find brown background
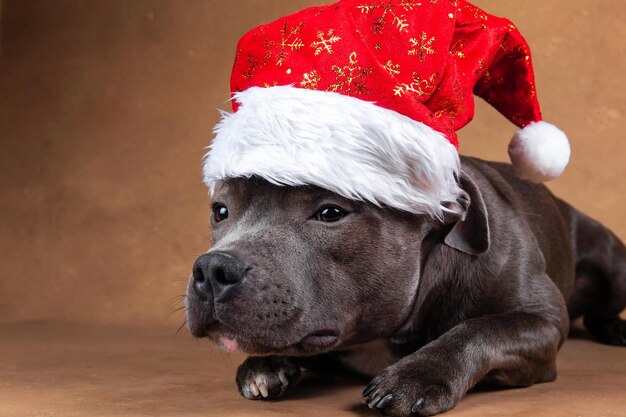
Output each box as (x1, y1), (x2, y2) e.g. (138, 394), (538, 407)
(0, 2), (625, 417)
(0, 0), (624, 327)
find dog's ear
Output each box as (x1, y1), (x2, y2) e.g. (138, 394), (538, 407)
(442, 172), (490, 255)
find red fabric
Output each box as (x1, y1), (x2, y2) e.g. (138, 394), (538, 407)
(230, 0), (543, 148)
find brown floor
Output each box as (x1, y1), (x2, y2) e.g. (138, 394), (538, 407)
(0, 321), (624, 417)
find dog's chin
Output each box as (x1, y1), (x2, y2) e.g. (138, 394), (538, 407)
(201, 323), (342, 356)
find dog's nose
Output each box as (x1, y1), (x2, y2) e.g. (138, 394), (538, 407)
(192, 251), (247, 299)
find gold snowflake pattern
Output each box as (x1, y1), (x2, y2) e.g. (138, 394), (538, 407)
(264, 21), (305, 66)
(450, 40), (465, 58)
(434, 80), (464, 120)
(434, 94), (465, 120)
(328, 52), (373, 95)
(393, 72), (439, 99)
(408, 32), (436, 62)
(356, 1), (418, 34)
(310, 30), (341, 56)
(300, 70), (321, 90)
(242, 52), (259, 80)
(434, 101), (458, 119)
(384, 60), (401, 76)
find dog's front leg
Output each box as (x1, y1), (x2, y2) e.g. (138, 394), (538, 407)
(236, 355), (301, 400)
(364, 312), (564, 416)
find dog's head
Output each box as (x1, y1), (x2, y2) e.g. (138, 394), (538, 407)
(185, 174), (489, 355)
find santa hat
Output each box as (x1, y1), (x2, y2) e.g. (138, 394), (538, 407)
(204, 0), (570, 220)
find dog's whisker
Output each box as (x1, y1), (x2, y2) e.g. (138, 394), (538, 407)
(166, 294), (187, 303)
(162, 295), (187, 310)
(164, 293), (186, 302)
(162, 299), (186, 310)
(162, 306), (187, 322)
(163, 304), (185, 315)
(162, 295), (188, 312)
(176, 320), (188, 335)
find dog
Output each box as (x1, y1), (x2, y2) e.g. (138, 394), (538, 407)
(185, 156), (626, 416)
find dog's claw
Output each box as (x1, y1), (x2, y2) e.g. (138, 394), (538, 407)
(258, 383), (269, 398)
(366, 392), (378, 408)
(278, 370), (289, 387)
(376, 393), (393, 409)
(363, 382), (375, 397)
(411, 397), (426, 415)
(249, 382), (260, 397)
(237, 356), (301, 401)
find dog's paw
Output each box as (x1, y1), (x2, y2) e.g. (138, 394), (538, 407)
(363, 356), (463, 417)
(236, 356), (301, 400)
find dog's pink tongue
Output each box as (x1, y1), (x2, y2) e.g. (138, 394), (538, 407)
(218, 335), (239, 352)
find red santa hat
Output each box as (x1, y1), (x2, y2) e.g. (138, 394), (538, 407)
(204, 0), (570, 220)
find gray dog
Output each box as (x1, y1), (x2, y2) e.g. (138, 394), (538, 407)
(185, 156), (626, 416)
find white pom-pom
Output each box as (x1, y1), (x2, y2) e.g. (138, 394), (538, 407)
(508, 121), (570, 183)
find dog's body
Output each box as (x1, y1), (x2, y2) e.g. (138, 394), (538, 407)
(186, 156), (626, 416)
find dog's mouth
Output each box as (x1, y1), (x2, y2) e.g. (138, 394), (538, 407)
(299, 329), (339, 348)
(207, 324), (340, 355)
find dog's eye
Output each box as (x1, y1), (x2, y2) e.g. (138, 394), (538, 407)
(314, 206), (347, 223)
(212, 204), (229, 223)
